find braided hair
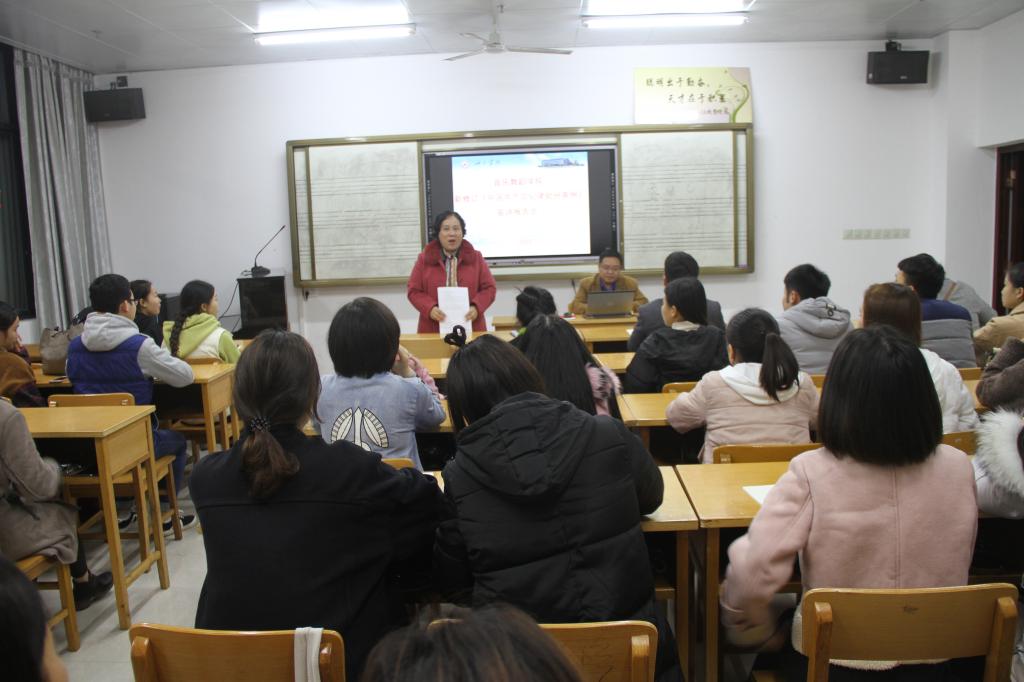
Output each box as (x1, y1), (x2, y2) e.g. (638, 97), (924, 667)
(168, 279), (215, 358)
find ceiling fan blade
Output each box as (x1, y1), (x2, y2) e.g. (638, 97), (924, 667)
(458, 32), (489, 43)
(444, 48), (487, 61)
(505, 46), (573, 55)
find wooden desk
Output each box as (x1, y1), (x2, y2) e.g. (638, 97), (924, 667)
(400, 331), (514, 359)
(676, 461), (788, 682)
(617, 392), (674, 449)
(492, 314), (637, 332)
(155, 363), (237, 453)
(594, 352), (633, 375)
(25, 343), (41, 363)
(418, 357), (449, 380)
(22, 405), (170, 629)
(578, 325), (632, 351)
(32, 366), (72, 390)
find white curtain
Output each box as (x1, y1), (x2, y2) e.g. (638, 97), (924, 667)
(13, 49), (111, 327)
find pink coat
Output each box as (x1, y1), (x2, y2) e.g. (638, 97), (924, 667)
(721, 445), (977, 659)
(665, 366), (819, 463)
(407, 239), (497, 333)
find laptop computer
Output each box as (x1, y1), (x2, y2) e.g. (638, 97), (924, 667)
(585, 290), (635, 318)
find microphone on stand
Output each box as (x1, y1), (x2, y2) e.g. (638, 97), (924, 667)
(251, 225), (286, 277)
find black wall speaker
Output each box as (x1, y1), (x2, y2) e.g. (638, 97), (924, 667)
(84, 88), (146, 122)
(867, 50), (929, 84)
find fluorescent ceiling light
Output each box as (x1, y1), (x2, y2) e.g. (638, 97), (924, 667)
(255, 25), (415, 46)
(585, 0), (752, 15)
(583, 13), (748, 28)
(256, 5), (409, 33)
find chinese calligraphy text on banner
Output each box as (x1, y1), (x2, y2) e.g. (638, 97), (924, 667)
(634, 67), (752, 124)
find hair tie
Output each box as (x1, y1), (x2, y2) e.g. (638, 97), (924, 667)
(444, 325), (468, 348)
(249, 416), (271, 433)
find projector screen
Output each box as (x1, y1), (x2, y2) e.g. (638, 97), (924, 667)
(423, 146), (618, 267)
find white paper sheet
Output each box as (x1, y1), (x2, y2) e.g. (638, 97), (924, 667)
(437, 286), (470, 336)
(743, 484), (774, 505)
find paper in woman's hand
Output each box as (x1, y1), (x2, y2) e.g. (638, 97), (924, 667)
(437, 287), (470, 336)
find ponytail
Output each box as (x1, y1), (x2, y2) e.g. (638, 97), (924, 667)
(240, 427), (299, 500)
(168, 311), (188, 358)
(758, 331), (799, 401)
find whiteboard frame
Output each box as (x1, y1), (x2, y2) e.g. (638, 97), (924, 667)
(287, 123), (753, 288)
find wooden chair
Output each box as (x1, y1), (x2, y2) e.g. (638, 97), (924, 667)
(713, 442), (822, 464)
(661, 381), (698, 394)
(753, 583), (1018, 682)
(49, 393), (185, 541)
(540, 620), (657, 682)
(942, 430), (977, 455)
(810, 374), (826, 388)
(17, 554), (79, 652)
(959, 367), (983, 381)
(129, 624), (345, 682)
(382, 457), (416, 470)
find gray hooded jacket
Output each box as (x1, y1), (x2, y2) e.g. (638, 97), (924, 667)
(776, 297), (852, 374)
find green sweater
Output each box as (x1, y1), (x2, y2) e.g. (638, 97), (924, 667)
(162, 313), (240, 363)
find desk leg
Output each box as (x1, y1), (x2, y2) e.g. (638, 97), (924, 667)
(142, 432), (170, 590)
(676, 531), (692, 682)
(95, 438), (131, 630)
(705, 528), (721, 682)
(640, 427), (651, 451)
(218, 409), (230, 450)
(201, 383), (216, 455)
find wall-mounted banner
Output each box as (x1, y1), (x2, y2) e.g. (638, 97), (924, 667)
(635, 67), (752, 124)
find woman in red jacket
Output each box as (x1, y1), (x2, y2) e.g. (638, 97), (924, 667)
(407, 211), (497, 333)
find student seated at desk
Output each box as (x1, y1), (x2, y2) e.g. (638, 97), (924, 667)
(434, 335), (680, 682)
(191, 331), (443, 681)
(515, 314), (621, 417)
(130, 279), (164, 347)
(568, 248), (648, 316)
(720, 326), (977, 681)
(861, 283), (978, 433)
(67, 274), (196, 533)
(509, 286), (556, 346)
(666, 308), (818, 463)
(0, 399), (113, 611)
(896, 253), (976, 368)
(0, 302), (45, 407)
(975, 409), (1024, 519)
(973, 262), (1024, 366)
(163, 280), (240, 364)
(313, 298), (445, 470)
(776, 264), (852, 375)
(625, 277), (728, 393)
(977, 337), (1024, 412)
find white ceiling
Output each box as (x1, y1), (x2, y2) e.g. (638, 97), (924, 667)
(0, 0), (1021, 74)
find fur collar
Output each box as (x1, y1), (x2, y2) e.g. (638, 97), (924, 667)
(975, 409), (1024, 498)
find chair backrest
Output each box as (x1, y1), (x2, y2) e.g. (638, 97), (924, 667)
(801, 584), (1018, 682)
(941, 431), (977, 455)
(540, 620), (657, 682)
(129, 624), (346, 682)
(809, 374), (826, 388)
(661, 381), (698, 394)
(958, 367), (982, 381)
(49, 392), (136, 407)
(713, 442), (822, 464)
(382, 457), (416, 470)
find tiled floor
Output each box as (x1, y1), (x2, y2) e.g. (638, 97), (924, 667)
(46, 498), (206, 682)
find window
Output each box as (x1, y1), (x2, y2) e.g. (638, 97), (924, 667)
(0, 43), (35, 318)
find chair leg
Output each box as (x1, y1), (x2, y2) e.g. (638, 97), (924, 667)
(132, 464), (150, 566)
(55, 562), (80, 651)
(164, 467), (182, 541)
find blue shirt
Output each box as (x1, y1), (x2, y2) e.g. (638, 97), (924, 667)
(314, 372), (445, 470)
(921, 298), (972, 323)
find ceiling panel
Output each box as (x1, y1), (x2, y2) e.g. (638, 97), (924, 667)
(0, 0), (1020, 73)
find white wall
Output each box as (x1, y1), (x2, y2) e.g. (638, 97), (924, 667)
(95, 30), (1010, 366)
(977, 9), (1024, 149)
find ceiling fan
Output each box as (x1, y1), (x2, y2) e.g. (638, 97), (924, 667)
(445, 3), (573, 61)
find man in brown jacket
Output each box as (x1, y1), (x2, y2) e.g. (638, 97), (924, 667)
(569, 248), (648, 315)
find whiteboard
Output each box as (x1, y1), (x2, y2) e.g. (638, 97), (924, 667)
(288, 126), (752, 286)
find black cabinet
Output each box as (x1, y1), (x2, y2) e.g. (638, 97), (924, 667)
(235, 273), (288, 339)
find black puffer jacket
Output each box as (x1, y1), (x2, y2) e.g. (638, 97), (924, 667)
(435, 392), (663, 621)
(625, 325), (728, 393)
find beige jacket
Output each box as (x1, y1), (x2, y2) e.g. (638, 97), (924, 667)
(569, 274), (648, 315)
(974, 302), (1024, 363)
(0, 400), (78, 563)
(665, 364), (819, 463)
(721, 445), (977, 666)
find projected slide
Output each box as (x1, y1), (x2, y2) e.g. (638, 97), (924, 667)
(452, 152), (591, 258)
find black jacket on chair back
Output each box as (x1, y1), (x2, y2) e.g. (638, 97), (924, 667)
(435, 392), (663, 622)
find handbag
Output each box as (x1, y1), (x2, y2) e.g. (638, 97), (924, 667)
(39, 324), (84, 375)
